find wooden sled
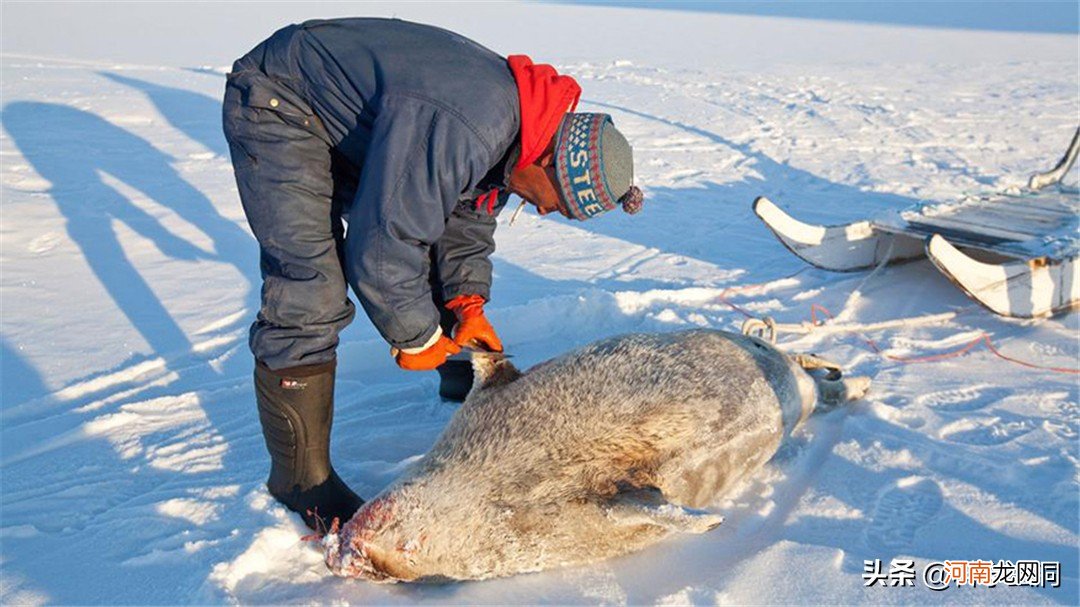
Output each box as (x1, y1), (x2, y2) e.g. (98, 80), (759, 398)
(754, 128), (1079, 318)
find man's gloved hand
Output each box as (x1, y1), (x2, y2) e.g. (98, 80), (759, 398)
(446, 294), (503, 352)
(393, 335), (461, 371)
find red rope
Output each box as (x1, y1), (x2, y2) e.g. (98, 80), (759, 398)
(717, 289), (756, 319)
(810, 304), (1079, 373)
(717, 281), (1079, 375)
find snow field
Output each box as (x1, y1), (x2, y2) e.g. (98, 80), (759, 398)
(1, 2), (1077, 604)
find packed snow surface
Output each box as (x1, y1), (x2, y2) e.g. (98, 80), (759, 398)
(1, 2), (1077, 604)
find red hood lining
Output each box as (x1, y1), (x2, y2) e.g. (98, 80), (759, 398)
(507, 55), (581, 171)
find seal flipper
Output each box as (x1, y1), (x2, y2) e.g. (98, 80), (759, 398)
(603, 487), (723, 534)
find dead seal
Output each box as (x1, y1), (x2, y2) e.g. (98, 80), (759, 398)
(323, 329), (868, 582)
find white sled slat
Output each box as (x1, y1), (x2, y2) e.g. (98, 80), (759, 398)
(752, 197), (925, 271)
(753, 128), (1079, 318)
(886, 192), (1079, 259)
(926, 235), (1079, 318)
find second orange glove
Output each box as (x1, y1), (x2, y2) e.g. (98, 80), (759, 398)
(445, 294), (503, 352)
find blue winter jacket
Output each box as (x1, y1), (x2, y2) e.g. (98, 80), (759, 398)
(239, 18), (521, 350)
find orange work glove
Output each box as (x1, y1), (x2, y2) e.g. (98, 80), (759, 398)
(393, 334), (461, 371)
(445, 294), (503, 352)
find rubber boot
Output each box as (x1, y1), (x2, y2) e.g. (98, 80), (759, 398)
(434, 302), (474, 403)
(254, 359), (363, 532)
(437, 358), (474, 402)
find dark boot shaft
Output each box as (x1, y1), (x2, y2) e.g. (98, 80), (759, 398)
(254, 360), (363, 530)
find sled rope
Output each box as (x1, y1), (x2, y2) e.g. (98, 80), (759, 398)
(741, 310), (960, 342)
(804, 304), (1078, 374)
(719, 274), (1079, 375)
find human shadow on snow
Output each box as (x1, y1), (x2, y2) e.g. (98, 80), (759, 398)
(1, 101), (261, 603)
(100, 71), (231, 158)
(0, 338), (50, 409)
(3, 101), (254, 362)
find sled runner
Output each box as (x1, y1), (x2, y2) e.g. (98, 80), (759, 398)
(754, 128), (1080, 318)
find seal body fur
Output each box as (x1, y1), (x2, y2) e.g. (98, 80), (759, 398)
(324, 329), (861, 582)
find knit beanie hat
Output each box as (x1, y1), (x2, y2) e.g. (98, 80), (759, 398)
(553, 113), (643, 220)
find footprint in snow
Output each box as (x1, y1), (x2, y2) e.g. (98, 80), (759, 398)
(938, 415), (1035, 446)
(916, 386), (1007, 413)
(864, 477), (943, 552)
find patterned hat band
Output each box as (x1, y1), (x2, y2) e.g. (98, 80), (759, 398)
(554, 113), (642, 220)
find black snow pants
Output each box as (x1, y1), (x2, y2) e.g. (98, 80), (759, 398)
(222, 63), (357, 370)
(222, 48), (458, 371)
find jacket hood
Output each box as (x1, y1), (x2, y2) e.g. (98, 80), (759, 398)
(507, 55), (581, 170)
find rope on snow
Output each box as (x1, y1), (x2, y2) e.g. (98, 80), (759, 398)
(720, 260), (1078, 375)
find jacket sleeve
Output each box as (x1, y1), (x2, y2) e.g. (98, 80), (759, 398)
(430, 192), (507, 303)
(344, 94), (495, 351)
